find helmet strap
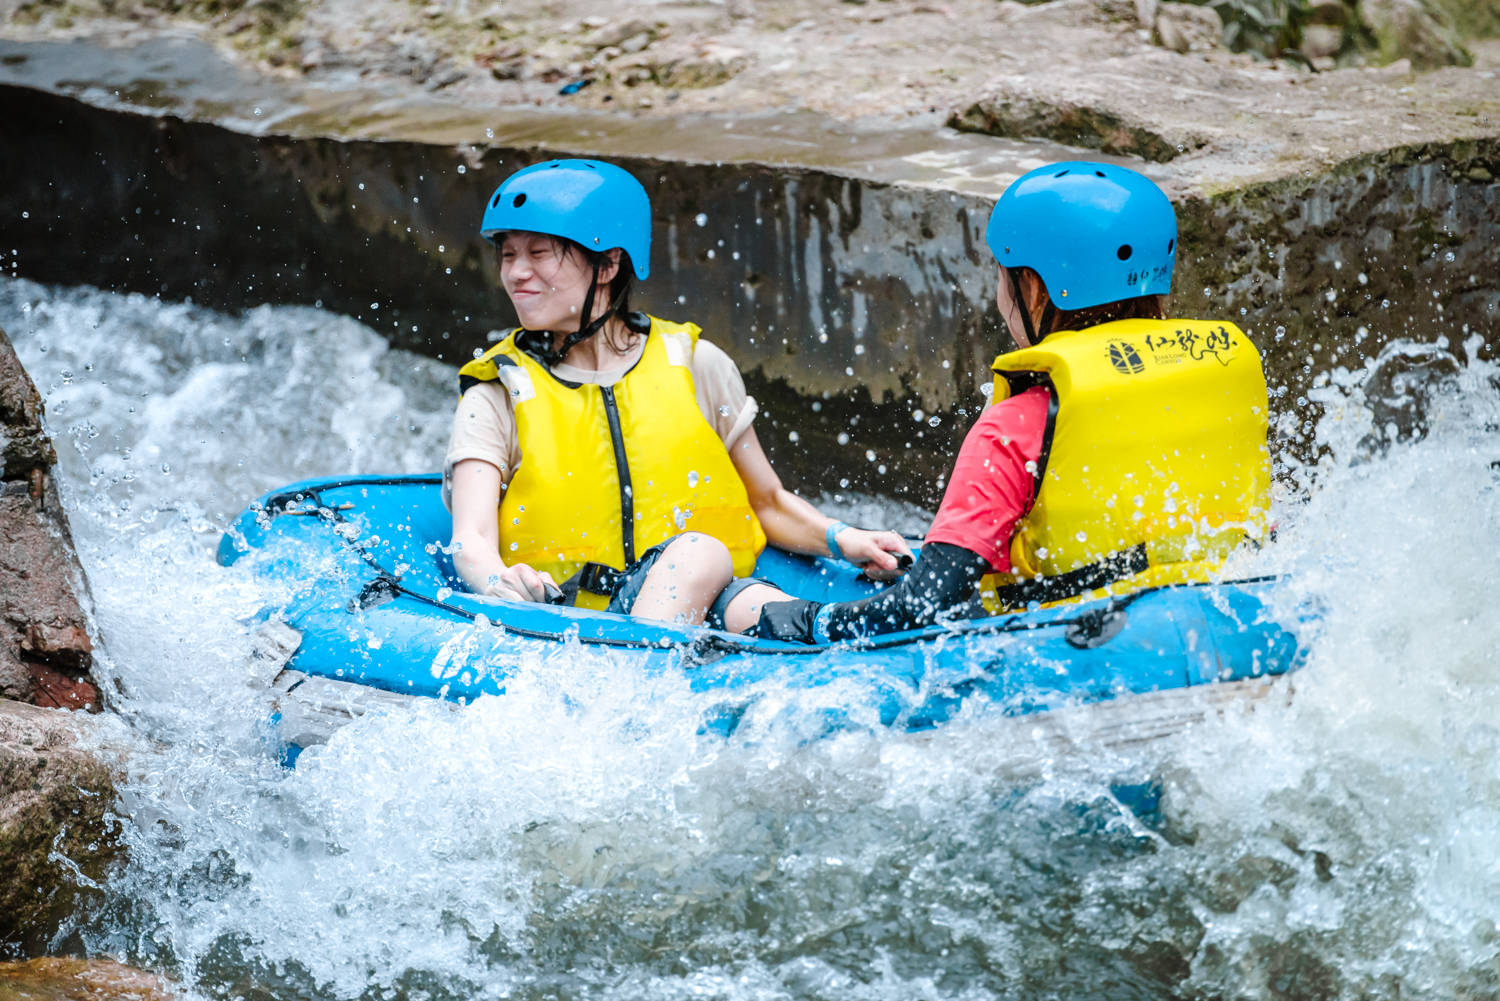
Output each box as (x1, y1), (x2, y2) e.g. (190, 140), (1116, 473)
(543, 260), (627, 368)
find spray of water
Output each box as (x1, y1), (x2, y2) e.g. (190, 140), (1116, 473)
(3, 276), (1498, 1000)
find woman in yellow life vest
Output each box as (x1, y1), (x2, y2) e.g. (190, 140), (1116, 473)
(757, 161), (1271, 642)
(446, 158), (912, 632)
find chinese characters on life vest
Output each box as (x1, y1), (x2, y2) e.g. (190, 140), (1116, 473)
(1140, 324), (1238, 366)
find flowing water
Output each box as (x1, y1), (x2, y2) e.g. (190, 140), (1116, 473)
(2, 275), (1499, 1000)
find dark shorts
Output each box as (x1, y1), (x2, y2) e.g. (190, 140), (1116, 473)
(605, 534), (774, 630)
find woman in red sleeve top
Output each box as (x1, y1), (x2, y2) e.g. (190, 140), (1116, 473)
(757, 161), (1271, 642)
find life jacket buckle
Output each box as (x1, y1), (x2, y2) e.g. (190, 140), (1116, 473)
(574, 561), (627, 598)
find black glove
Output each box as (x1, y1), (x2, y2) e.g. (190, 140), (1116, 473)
(754, 598), (822, 643)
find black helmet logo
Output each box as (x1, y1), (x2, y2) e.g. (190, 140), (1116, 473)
(1108, 340), (1145, 375)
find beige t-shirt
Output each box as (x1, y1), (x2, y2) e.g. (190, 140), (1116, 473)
(444, 335), (758, 502)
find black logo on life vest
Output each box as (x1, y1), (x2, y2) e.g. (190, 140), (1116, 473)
(1107, 340), (1146, 375)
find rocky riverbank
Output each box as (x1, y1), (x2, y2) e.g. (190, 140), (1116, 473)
(0, 327), (115, 955)
(0, 328), (96, 710)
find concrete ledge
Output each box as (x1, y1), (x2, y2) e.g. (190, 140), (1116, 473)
(0, 35), (1495, 500)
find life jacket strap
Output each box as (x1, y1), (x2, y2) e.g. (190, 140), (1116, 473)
(564, 561), (628, 603)
(989, 543), (1149, 608)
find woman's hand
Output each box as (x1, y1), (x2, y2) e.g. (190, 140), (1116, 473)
(834, 527), (913, 581)
(480, 562), (559, 603)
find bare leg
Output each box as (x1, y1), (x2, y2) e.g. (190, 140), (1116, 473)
(629, 533), (733, 626)
(721, 582), (794, 634)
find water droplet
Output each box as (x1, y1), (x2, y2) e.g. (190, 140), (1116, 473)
(927, 415), (941, 427)
(686, 470), (700, 488)
(837, 432), (850, 445)
(694, 213), (708, 227)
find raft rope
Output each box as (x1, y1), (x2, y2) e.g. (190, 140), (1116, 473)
(257, 475), (1276, 659)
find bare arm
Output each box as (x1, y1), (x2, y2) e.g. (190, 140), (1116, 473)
(449, 458), (555, 602)
(728, 426), (911, 580)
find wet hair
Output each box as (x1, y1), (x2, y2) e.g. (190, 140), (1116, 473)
(1011, 266), (1168, 339)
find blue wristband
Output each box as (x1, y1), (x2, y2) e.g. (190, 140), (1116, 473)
(825, 521), (851, 561)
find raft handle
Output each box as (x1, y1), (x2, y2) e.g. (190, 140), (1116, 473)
(1064, 606), (1128, 649)
(349, 576), (401, 613)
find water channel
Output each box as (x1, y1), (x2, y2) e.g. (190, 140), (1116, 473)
(3, 270), (1499, 999)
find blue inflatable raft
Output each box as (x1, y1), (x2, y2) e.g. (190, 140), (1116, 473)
(219, 474), (1312, 758)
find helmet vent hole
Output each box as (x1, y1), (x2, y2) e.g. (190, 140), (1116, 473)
(1095, 170), (1106, 177)
(1117, 244), (1133, 261)
(490, 193), (501, 208)
(513, 193), (527, 208)
(1055, 169), (1069, 177)
(1167, 238), (1175, 253)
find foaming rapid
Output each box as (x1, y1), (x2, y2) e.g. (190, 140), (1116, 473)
(2, 276), (1498, 1000)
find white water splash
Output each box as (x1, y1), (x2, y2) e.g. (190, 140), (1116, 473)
(3, 276), (1499, 999)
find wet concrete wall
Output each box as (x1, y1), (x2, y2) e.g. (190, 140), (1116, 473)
(2, 82), (1496, 504)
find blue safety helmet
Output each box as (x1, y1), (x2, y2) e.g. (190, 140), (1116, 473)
(480, 159), (651, 280)
(985, 161), (1176, 310)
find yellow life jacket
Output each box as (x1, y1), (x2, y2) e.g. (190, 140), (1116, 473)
(977, 317), (1270, 614)
(456, 314), (767, 610)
